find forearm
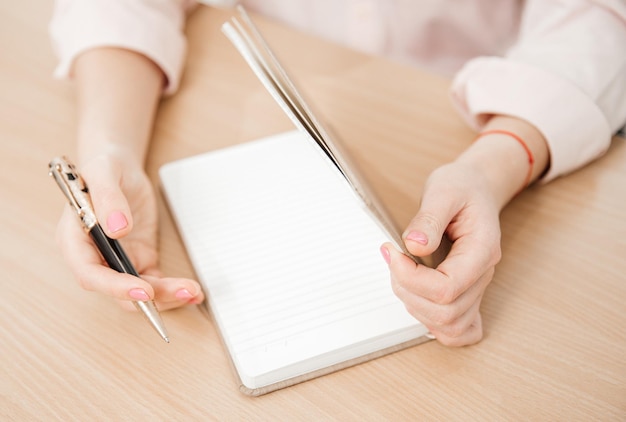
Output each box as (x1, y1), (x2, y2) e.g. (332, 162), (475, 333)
(451, 2), (625, 185)
(73, 47), (165, 166)
(453, 115), (550, 209)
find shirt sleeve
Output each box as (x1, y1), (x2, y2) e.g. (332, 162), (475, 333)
(450, 0), (626, 182)
(49, 0), (192, 95)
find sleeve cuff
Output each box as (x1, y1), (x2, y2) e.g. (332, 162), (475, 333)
(49, 0), (188, 95)
(450, 57), (612, 182)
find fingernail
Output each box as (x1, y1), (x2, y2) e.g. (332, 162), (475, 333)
(129, 288), (150, 301)
(405, 230), (428, 245)
(380, 245), (391, 265)
(107, 211), (128, 233)
(175, 289), (194, 300)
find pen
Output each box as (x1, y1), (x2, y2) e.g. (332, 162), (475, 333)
(48, 156), (170, 343)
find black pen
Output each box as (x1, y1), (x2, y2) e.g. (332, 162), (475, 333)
(48, 156), (170, 343)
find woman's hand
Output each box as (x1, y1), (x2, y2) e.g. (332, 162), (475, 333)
(54, 47), (203, 311)
(55, 152), (204, 311)
(381, 115), (550, 346)
(381, 161), (502, 346)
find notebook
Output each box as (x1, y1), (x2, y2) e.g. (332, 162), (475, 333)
(159, 7), (440, 396)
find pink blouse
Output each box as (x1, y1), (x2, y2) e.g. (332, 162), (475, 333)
(49, 0), (626, 182)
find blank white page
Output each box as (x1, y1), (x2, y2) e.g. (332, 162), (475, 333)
(160, 131), (428, 391)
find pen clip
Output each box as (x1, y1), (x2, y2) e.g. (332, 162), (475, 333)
(48, 156), (98, 232)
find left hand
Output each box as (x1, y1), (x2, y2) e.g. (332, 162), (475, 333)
(380, 160), (502, 346)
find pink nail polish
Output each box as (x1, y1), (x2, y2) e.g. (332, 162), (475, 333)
(380, 245), (391, 265)
(175, 289), (194, 300)
(107, 211), (128, 233)
(406, 230), (428, 245)
(129, 288), (150, 301)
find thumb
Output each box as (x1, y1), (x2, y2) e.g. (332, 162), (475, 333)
(81, 158), (133, 239)
(403, 189), (457, 258)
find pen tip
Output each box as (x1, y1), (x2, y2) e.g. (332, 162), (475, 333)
(164, 337), (170, 343)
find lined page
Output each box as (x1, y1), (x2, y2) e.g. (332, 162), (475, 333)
(160, 131), (427, 389)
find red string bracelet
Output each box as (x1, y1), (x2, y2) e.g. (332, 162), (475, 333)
(476, 129), (535, 196)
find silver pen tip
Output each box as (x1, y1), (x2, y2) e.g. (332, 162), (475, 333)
(164, 337), (170, 343)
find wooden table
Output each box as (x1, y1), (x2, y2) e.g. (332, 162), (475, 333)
(2, 3), (624, 420)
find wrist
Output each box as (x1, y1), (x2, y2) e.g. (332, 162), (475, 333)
(482, 116), (550, 183)
(77, 143), (146, 179)
(77, 133), (146, 168)
(456, 116), (550, 208)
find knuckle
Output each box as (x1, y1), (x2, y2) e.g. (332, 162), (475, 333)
(413, 212), (442, 236)
(438, 320), (467, 339)
(419, 302), (453, 328)
(432, 283), (458, 305)
(75, 274), (95, 292)
(435, 316), (484, 347)
(431, 306), (458, 327)
(97, 186), (121, 205)
(437, 333), (466, 347)
(490, 244), (502, 266)
(485, 229), (503, 266)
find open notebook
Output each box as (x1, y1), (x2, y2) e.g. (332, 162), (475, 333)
(159, 7), (440, 396)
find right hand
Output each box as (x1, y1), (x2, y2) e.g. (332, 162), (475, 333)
(55, 152), (204, 311)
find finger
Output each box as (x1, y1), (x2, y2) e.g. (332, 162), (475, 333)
(81, 157), (133, 239)
(436, 218), (501, 286)
(384, 243), (464, 304)
(57, 205), (154, 300)
(393, 269), (491, 333)
(383, 242), (487, 346)
(390, 205), (501, 305)
(142, 274), (205, 311)
(429, 308), (484, 347)
(402, 180), (461, 257)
